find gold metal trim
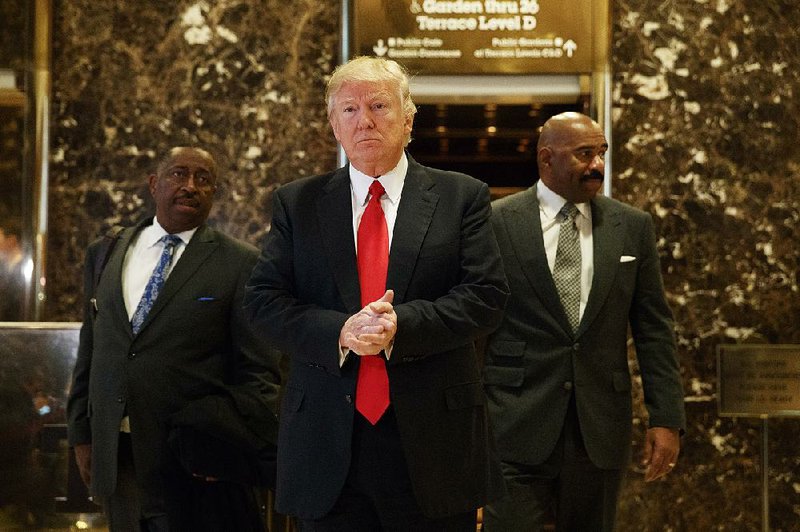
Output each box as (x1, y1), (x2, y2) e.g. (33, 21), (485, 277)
(32, 0), (52, 319)
(0, 88), (26, 107)
(0, 321), (81, 330)
(589, 0), (613, 197)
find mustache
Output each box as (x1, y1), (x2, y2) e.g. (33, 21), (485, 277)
(174, 192), (200, 205)
(580, 170), (604, 182)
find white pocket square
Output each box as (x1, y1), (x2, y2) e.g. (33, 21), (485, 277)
(620, 255), (637, 263)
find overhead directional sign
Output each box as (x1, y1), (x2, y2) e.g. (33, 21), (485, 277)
(352, 0), (594, 74)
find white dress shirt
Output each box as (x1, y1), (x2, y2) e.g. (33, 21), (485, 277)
(349, 153), (407, 252)
(121, 217), (197, 319)
(537, 181), (594, 322)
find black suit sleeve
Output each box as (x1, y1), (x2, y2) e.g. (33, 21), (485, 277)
(66, 241), (101, 446)
(244, 188), (349, 371)
(629, 213), (686, 431)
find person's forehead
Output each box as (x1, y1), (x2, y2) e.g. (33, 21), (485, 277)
(335, 80), (397, 101)
(561, 123), (606, 147)
(165, 150), (214, 170)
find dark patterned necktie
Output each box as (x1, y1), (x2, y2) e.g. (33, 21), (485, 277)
(355, 180), (390, 424)
(130, 234), (182, 334)
(553, 203), (581, 332)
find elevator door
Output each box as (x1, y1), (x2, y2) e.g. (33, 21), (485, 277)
(407, 100), (587, 198)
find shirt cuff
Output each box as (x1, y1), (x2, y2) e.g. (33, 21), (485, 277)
(339, 340), (394, 367)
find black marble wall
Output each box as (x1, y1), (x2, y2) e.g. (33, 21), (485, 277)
(12, 0), (800, 529)
(47, 0), (340, 319)
(612, 1), (800, 530)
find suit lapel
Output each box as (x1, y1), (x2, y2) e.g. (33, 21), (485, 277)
(502, 185), (571, 334)
(105, 221), (148, 338)
(136, 224), (218, 334)
(317, 167), (361, 313)
(386, 157), (438, 304)
(577, 196), (624, 335)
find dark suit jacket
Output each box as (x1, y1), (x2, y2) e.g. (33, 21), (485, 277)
(484, 185), (685, 470)
(244, 156), (509, 519)
(67, 219), (281, 516)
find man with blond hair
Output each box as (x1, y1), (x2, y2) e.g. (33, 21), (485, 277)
(245, 57), (509, 530)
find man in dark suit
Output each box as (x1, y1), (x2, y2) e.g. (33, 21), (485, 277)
(244, 56), (509, 531)
(483, 113), (686, 531)
(67, 147), (281, 531)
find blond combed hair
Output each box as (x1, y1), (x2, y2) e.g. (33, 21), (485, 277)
(326, 56), (417, 145)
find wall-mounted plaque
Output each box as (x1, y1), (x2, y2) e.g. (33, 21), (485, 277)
(717, 344), (800, 417)
(351, 0), (594, 74)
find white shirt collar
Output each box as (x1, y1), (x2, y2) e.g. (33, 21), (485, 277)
(141, 216), (198, 248)
(349, 152), (407, 207)
(536, 180), (590, 222)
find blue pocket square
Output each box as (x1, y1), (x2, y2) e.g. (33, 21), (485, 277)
(197, 296), (217, 302)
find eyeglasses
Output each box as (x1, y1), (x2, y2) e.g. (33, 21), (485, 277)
(163, 167), (217, 190)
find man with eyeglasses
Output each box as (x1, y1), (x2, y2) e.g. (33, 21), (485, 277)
(67, 147), (281, 531)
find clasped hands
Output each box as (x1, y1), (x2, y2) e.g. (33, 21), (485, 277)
(339, 290), (397, 356)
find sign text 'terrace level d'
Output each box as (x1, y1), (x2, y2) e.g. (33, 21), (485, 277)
(352, 0), (594, 75)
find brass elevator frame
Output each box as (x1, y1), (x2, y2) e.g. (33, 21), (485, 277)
(0, 0), (52, 320)
(31, 0), (52, 319)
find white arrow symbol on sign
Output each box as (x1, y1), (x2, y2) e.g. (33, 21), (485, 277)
(563, 39), (577, 57)
(373, 39), (388, 57)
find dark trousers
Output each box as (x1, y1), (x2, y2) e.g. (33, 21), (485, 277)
(103, 433), (168, 532)
(483, 396), (623, 532)
(298, 408), (476, 532)
(105, 433), (264, 532)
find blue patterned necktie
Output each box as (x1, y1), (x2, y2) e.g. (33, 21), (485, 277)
(130, 234), (182, 334)
(553, 202), (581, 332)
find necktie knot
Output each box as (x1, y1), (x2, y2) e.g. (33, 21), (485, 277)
(160, 233), (182, 249)
(559, 202), (579, 224)
(368, 180), (386, 202)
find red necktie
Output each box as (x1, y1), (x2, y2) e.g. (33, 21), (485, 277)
(355, 180), (390, 424)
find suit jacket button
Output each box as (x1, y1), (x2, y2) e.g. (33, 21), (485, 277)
(563, 381), (573, 392)
(117, 396), (124, 403)
(128, 352), (136, 359)
(572, 343), (580, 352)
(344, 394), (353, 404)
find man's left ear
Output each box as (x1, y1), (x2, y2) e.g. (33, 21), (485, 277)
(147, 173), (158, 197)
(330, 117), (341, 143)
(405, 114), (414, 134)
(538, 147), (552, 167)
